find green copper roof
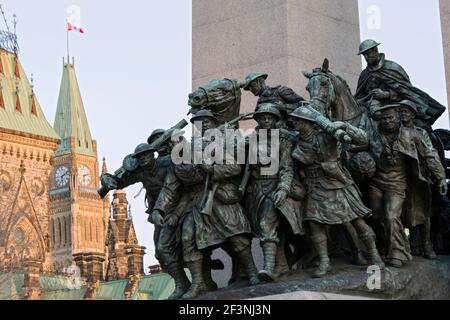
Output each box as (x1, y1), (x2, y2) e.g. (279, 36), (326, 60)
(0, 50), (59, 140)
(0, 272), (178, 300)
(0, 273), (23, 300)
(54, 63), (95, 156)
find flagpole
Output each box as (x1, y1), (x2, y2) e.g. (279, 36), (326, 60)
(66, 19), (70, 65)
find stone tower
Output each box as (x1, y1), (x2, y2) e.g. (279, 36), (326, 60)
(105, 190), (145, 281)
(193, 0), (361, 129)
(49, 60), (108, 281)
(440, 0), (450, 111)
(0, 47), (60, 273)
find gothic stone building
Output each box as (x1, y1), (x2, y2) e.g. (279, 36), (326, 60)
(0, 46), (144, 284)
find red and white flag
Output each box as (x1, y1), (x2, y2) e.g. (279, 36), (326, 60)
(67, 5), (85, 34)
(67, 21), (84, 33)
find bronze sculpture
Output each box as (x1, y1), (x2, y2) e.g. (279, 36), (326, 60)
(287, 107), (384, 277)
(365, 104), (446, 268)
(244, 103), (304, 282)
(97, 39), (450, 299)
(398, 100), (442, 259)
(152, 110), (259, 299)
(355, 39), (446, 129)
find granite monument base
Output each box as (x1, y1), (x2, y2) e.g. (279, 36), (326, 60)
(200, 256), (450, 300)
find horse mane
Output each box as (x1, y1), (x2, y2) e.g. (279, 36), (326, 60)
(327, 71), (362, 121)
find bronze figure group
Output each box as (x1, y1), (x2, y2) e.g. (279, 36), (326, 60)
(99, 40), (449, 299)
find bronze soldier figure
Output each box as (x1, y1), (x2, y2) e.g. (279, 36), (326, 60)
(244, 103), (304, 282)
(287, 106), (384, 278)
(398, 100), (445, 259)
(99, 124), (192, 300)
(366, 104), (447, 268)
(243, 72), (305, 118)
(243, 72), (353, 142)
(153, 110), (259, 299)
(355, 39), (446, 129)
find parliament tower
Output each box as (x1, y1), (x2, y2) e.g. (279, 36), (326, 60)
(49, 60), (110, 281)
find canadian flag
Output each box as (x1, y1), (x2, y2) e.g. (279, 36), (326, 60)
(67, 22), (84, 33)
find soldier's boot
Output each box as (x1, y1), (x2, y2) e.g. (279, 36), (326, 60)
(353, 250), (369, 266)
(181, 260), (208, 299)
(274, 243), (290, 277)
(360, 230), (385, 269)
(311, 235), (331, 278)
(344, 222), (368, 266)
(420, 219), (437, 260)
(166, 262), (191, 300)
(203, 257), (218, 291)
(236, 247), (260, 286)
(258, 242), (277, 282)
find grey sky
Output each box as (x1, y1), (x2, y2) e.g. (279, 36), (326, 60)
(1, 0), (448, 269)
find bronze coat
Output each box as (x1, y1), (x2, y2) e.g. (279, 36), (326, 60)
(368, 126), (445, 227)
(244, 131), (304, 236)
(154, 162), (251, 251)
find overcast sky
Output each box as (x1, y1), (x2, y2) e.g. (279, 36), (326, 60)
(2, 0), (448, 269)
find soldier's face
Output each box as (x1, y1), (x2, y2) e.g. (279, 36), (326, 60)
(399, 107), (415, 124)
(297, 119), (314, 135)
(137, 152), (154, 167)
(363, 48), (380, 66)
(255, 114), (277, 129)
(379, 109), (400, 132)
(195, 117), (217, 133)
(249, 79), (264, 96)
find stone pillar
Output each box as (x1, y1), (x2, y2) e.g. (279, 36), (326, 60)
(22, 260), (42, 300)
(125, 245), (146, 276)
(193, 0), (361, 118)
(73, 253), (105, 282)
(441, 0), (450, 111)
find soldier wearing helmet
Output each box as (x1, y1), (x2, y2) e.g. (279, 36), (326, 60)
(241, 102), (304, 282)
(288, 106), (384, 278)
(99, 135), (182, 295)
(243, 72), (305, 120)
(150, 109), (260, 299)
(243, 72), (350, 141)
(398, 100), (443, 260)
(148, 129), (172, 157)
(190, 109), (219, 134)
(355, 40), (445, 128)
(363, 104), (447, 268)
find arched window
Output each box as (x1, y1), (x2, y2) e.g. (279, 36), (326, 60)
(80, 217), (84, 241)
(84, 218), (89, 242)
(66, 216), (71, 246)
(89, 219), (93, 242)
(63, 217), (67, 246)
(96, 220), (100, 243)
(51, 218), (56, 249)
(57, 217), (62, 248)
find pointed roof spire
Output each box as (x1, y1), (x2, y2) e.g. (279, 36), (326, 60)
(102, 157), (108, 174)
(54, 62), (94, 156)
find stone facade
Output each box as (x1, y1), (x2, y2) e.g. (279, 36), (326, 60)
(105, 190), (145, 281)
(0, 49), (144, 285)
(0, 130), (58, 273)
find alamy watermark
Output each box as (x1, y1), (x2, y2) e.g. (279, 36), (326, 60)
(366, 265), (381, 290)
(366, 5), (381, 30)
(170, 123), (280, 176)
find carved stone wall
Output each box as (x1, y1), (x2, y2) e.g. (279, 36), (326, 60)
(0, 129), (58, 273)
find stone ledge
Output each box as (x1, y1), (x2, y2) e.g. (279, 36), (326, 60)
(199, 256), (450, 300)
